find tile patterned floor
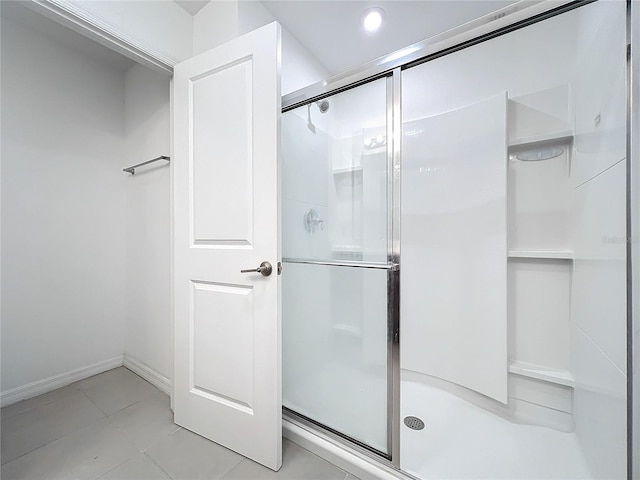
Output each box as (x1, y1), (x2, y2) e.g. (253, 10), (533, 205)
(1, 367), (360, 480)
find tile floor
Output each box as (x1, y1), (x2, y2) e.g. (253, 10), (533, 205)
(1, 367), (360, 480)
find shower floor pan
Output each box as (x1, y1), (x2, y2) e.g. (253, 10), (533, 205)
(401, 379), (592, 479)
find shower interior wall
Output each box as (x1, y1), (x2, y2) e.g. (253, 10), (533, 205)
(400, 1), (626, 478)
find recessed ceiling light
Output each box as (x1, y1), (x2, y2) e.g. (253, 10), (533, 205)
(363, 7), (384, 33)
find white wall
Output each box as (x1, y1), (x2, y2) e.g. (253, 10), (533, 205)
(280, 29), (329, 96)
(117, 0), (328, 387)
(1, 16), (126, 392)
(194, 0), (329, 96)
(56, 0), (194, 64)
(400, 3), (628, 476)
(401, 16), (579, 123)
(1, 0), (328, 396)
(193, 0), (238, 56)
(123, 64), (172, 382)
(569, 2), (627, 478)
(400, 3), (579, 385)
(27, 0), (326, 95)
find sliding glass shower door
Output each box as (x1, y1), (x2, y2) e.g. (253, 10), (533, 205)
(281, 78), (394, 457)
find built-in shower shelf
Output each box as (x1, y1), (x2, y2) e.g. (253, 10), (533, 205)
(332, 166), (363, 175)
(509, 361), (575, 387)
(508, 249), (574, 260)
(332, 167), (363, 186)
(508, 129), (574, 149)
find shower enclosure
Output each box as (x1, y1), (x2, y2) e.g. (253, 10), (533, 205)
(281, 77), (399, 460)
(282, 1), (631, 478)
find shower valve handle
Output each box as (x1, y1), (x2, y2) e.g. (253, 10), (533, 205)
(241, 261), (273, 277)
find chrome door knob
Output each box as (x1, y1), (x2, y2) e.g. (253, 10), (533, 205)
(241, 261), (273, 277)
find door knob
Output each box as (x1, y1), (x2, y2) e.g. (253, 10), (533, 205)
(241, 261), (273, 277)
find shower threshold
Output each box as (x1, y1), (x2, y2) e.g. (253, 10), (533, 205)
(282, 407), (393, 464)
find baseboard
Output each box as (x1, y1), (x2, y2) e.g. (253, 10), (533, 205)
(123, 355), (171, 395)
(0, 355), (124, 407)
(283, 417), (415, 480)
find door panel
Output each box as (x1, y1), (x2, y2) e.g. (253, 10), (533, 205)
(191, 281), (254, 411)
(401, 92), (508, 404)
(173, 22), (282, 471)
(192, 58), (254, 245)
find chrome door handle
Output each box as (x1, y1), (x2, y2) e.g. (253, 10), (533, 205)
(241, 261), (273, 277)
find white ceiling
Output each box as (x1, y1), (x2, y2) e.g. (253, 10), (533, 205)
(174, 0), (210, 16)
(173, 0), (522, 76)
(261, 0), (522, 75)
(5, 0), (525, 78)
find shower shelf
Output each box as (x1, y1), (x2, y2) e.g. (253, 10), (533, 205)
(508, 361), (574, 388)
(509, 129), (573, 149)
(332, 166), (363, 175)
(508, 249), (574, 260)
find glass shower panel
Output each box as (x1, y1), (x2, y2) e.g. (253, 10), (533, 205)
(281, 78), (390, 455)
(282, 263), (389, 453)
(281, 79), (388, 264)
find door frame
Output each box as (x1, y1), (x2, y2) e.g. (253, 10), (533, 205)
(21, 0), (176, 74)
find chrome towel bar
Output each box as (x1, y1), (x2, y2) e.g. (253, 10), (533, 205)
(123, 155), (170, 174)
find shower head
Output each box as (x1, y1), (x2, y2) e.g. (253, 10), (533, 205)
(307, 100), (329, 134)
(306, 104), (316, 134)
(316, 99), (330, 114)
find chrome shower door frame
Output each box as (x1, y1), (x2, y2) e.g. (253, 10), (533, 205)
(628, 1), (638, 478)
(387, 68), (402, 467)
(281, 70), (402, 468)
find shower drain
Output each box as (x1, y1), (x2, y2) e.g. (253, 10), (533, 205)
(403, 416), (425, 430)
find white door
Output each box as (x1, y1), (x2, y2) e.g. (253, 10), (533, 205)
(173, 22), (282, 471)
